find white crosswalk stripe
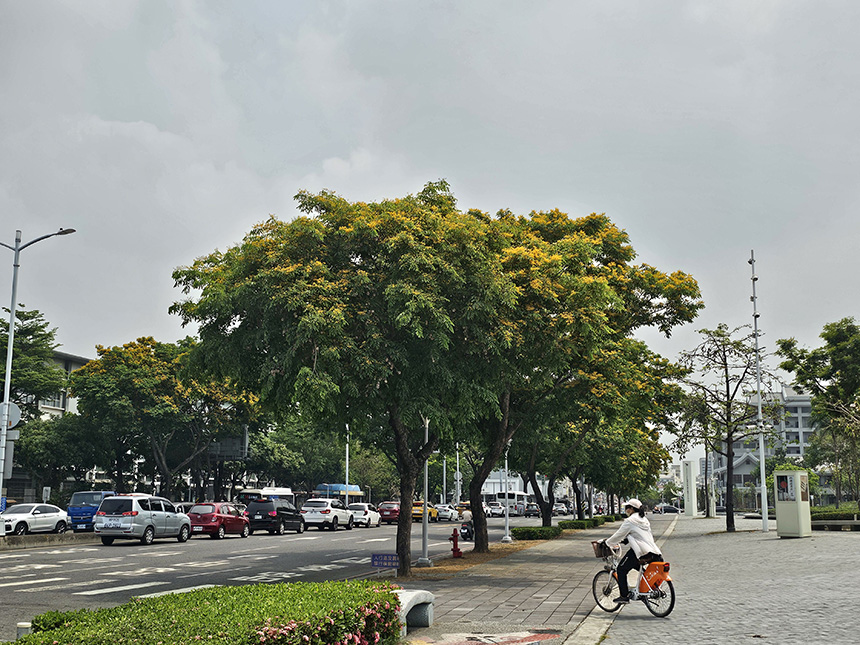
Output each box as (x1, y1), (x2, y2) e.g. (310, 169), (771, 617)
(0, 578), (67, 588)
(74, 581), (168, 596)
(136, 584), (218, 598)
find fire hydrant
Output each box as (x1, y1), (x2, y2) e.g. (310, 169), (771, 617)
(449, 528), (463, 558)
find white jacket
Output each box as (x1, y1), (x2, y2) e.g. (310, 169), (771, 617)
(606, 513), (661, 559)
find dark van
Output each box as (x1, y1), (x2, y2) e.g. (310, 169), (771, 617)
(245, 497), (304, 535)
(67, 490), (116, 532)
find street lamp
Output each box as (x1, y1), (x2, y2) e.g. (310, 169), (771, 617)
(0, 228), (76, 532)
(501, 441), (512, 543)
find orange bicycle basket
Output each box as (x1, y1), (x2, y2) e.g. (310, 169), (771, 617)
(639, 561), (672, 592)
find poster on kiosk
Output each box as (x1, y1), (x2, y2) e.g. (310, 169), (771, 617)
(773, 470), (812, 538)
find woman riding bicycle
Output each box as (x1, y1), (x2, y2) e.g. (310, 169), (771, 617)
(602, 498), (662, 604)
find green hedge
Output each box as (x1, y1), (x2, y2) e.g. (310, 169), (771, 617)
(810, 511), (859, 521)
(510, 526), (563, 540)
(21, 580), (401, 645)
(558, 519), (590, 530)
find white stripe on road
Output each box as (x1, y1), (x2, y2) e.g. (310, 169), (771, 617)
(292, 536), (321, 541)
(19, 579), (120, 593)
(0, 554), (30, 560)
(136, 584), (218, 598)
(358, 538), (390, 543)
(74, 582), (168, 596)
(0, 577), (67, 588)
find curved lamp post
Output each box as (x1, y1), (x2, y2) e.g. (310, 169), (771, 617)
(0, 228), (76, 534)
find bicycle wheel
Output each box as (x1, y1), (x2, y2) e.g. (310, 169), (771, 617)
(592, 570), (622, 612)
(644, 579), (675, 618)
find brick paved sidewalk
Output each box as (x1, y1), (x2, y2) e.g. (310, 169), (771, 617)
(602, 516), (858, 645)
(403, 516), (678, 645)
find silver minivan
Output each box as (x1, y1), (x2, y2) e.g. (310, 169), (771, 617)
(94, 494), (191, 546)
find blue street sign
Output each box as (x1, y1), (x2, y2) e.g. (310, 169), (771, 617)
(371, 553), (399, 568)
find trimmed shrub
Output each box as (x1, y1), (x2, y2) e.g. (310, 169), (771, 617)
(558, 519), (590, 530)
(510, 526), (563, 540)
(810, 511), (859, 521)
(21, 580), (401, 645)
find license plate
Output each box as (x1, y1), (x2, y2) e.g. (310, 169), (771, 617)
(255, 514), (262, 519)
(77, 524), (86, 528)
(104, 522), (121, 529)
(193, 526), (203, 531)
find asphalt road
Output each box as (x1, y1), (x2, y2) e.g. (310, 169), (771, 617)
(0, 514), (538, 642)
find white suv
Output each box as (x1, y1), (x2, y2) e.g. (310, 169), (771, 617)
(301, 498), (354, 531)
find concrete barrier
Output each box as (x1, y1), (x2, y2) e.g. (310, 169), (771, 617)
(0, 532), (100, 552)
(393, 589), (435, 637)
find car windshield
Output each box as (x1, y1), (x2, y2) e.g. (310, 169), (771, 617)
(189, 504), (216, 514)
(303, 500), (328, 508)
(348, 504), (367, 511)
(98, 499), (132, 515)
(3, 504), (35, 515)
(70, 492), (105, 506)
(380, 503), (398, 509)
(248, 500), (274, 511)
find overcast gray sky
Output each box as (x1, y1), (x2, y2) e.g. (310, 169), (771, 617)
(3, 1), (859, 391)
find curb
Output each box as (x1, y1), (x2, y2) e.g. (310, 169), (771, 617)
(0, 532), (100, 552)
(562, 515), (679, 645)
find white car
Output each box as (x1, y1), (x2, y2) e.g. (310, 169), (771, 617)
(435, 504), (458, 521)
(487, 501), (505, 517)
(2, 503), (69, 535)
(301, 498), (354, 530)
(348, 503), (381, 527)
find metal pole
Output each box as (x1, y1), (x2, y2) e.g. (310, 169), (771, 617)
(455, 442), (461, 504)
(417, 416), (432, 566)
(345, 424), (349, 505)
(442, 457), (446, 504)
(502, 444), (512, 543)
(0, 228), (75, 532)
(750, 250), (769, 532)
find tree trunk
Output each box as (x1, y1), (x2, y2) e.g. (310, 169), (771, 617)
(724, 439), (736, 532)
(390, 409), (437, 577)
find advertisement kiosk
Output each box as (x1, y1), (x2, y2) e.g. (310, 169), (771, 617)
(773, 469), (812, 538)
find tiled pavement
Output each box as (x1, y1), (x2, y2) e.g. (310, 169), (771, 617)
(403, 514), (857, 645)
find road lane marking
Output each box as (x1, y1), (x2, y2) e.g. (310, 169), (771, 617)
(0, 564), (61, 573)
(292, 536), (321, 541)
(357, 538), (390, 543)
(136, 584), (218, 598)
(128, 551), (180, 558)
(0, 554), (30, 560)
(231, 571), (303, 583)
(74, 582), (168, 595)
(38, 548), (99, 555)
(19, 579), (120, 593)
(101, 567), (177, 576)
(58, 557), (123, 564)
(0, 578), (67, 588)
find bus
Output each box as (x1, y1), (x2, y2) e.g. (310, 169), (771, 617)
(496, 491), (530, 516)
(235, 487), (295, 506)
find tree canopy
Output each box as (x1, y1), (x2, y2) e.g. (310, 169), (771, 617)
(171, 181), (702, 570)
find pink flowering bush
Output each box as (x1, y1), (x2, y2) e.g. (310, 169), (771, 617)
(21, 581), (401, 645)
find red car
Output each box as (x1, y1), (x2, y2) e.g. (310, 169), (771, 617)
(379, 501), (400, 525)
(188, 502), (250, 539)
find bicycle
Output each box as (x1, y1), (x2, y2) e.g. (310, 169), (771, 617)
(590, 540), (675, 618)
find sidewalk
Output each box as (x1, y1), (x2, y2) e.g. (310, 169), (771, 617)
(403, 514), (857, 645)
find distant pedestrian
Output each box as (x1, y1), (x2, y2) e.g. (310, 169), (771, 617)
(602, 498), (662, 604)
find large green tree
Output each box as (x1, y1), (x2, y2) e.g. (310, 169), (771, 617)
(777, 318), (860, 505)
(460, 210), (700, 551)
(70, 337), (254, 496)
(1, 308), (67, 421)
(173, 182), (512, 574)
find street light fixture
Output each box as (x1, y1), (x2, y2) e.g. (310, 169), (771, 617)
(0, 228), (76, 534)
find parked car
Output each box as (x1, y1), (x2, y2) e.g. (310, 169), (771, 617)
(487, 501), (505, 517)
(174, 502), (197, 514)
(67, 490), (115, 532)
(245, 497), (304, 535)
(348, 503), (381, 527)
(2, 503), (69, 535)
(524, 503), (541, 517)
(94, 494), (191, 545)
(301, 498), (354, 530)
(654, 504), (681, 514)
(188, 502), (250, 538)
(552, 503), (568, 516)
(379, 501), (400, 524)
(435, 503), (458, 521)
(411, 501), (439, 522)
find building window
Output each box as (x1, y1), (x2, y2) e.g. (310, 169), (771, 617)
(41, 391), (64, 409)
(786, 432), (800, 443)
(785, 416), (799, 428)
(800, 416), (814, 428)
(787, 446), (801, 455)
